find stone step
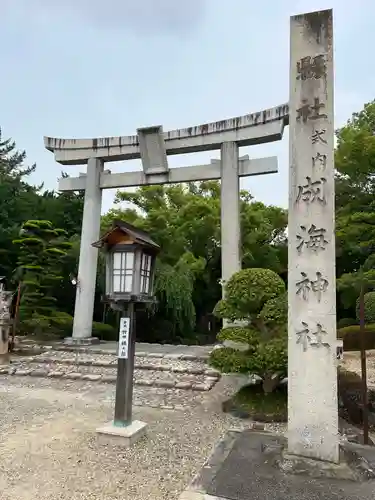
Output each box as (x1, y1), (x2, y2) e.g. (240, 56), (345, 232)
(14, 343), (210, 361)
(6, 349), (220, 392)
(21, 350), (215, 374)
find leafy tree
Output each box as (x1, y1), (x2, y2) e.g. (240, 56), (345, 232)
(102, 183), (287, 342)
(335, 101), (375, 317)
(13, 220), (72, 334)
(210, 268), (287, 393)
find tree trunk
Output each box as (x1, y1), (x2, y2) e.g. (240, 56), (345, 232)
(262, 374), (280, 394)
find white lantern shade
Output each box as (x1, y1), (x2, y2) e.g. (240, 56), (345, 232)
(140, 252), (153, 295)
(94, 220), (160, 304)
(111, 250), (135, 294)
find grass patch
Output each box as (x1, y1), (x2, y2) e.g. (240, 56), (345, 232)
(223, 382), (287, 422)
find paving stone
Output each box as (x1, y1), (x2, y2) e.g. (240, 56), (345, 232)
(13, 369), (31, 376)
(136, 352), (146, 357)
(164, 353), (182, 360)
(136, 379), (153, 386)
(101, 375), (117, 383)
(170, 366), (189, 374)
(174, 404), (187, 411)
(65, 372), (82, 380)
(175, 382), (193, 390)
(205, 369), (221, 377)
(157, 380), (176, 388)
(100, 360), (115, 367)
(189, 368), (205, 375)
(81, 374), (102, 381)
(30, 369), (49, 377)
(193, 383), (209, 392)
(47, 371), (65, 378)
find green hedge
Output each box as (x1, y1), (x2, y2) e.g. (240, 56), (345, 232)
(20, 312), (117, 342)
(337, 323), (375, 351)
(356, 291), (375, 323)
(337, 318), (357, 329)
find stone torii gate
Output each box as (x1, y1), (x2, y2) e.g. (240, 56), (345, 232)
(45, 105), (288, 345)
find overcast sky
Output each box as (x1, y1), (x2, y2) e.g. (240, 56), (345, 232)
(1, 0), (374, 213)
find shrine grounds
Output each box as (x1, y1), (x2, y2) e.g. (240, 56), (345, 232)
(0, 372), (286, 500)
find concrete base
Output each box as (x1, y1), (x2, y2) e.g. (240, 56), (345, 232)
(96, 420), (147, 448)
(63, 336), (100, 346)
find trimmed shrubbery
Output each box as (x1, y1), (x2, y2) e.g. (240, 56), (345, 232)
(356, 291), (375, 323)
(337, 323), (375, 351)
(19, 311), (116, 341)
(210, 268), (287, 394)
(337, 318), (357, 329)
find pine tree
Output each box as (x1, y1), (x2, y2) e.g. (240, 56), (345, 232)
(13, 220), (72, 334)
(0, 128), (40, 281)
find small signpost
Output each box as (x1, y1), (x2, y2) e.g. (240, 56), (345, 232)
(118, 318), (130, 359)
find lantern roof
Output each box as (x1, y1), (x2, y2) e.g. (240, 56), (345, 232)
(92, 220), (160, 252)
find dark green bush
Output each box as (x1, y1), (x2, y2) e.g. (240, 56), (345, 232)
(20, 311), (116, 341)
(217, 268), (285, 321)
(258, 292), (287, 328)
(217, 326), (260, 347)
(92, 322), (117, 341)
(337, 317), (357, 329)
(337, 324), (375, 351)
(211, 267), (287, 394)
(210, 334), (287, 392)
(356, 291), (375, 323)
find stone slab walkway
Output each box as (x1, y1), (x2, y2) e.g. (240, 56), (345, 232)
(180, 430), (375, 500)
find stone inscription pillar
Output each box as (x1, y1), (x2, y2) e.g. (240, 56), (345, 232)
(71, 158), (103, 343)
(288, 9), (338, 462)
(220, 142), (241, 300)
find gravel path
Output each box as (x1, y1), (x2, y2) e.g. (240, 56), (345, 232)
(0, 375), (280, 500)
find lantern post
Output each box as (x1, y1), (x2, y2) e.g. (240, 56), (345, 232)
(94, 220), (159, 446)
